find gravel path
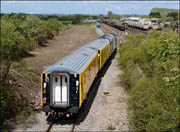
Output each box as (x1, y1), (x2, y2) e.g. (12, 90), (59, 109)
(74, 55), (129, 131)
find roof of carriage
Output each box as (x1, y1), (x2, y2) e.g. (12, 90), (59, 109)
(43, 35), (112, 74)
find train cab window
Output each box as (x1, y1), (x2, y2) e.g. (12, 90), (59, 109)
(65, 77), (67, 83)
(55, 77), (58, 83)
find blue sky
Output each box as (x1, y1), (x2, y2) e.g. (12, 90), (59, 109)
(1, 1), (179, 15)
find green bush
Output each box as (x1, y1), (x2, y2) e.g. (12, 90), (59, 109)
(1, 14), (66, 82)
(119, 30), (180, 131)
(107, 124), (116, 130)
(0, 13), (68, 125)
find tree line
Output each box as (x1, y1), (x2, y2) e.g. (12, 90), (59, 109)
(0, 13), (69, 125)
(99, 11), (121, 21)
(39, 14), (98, 24)
(1, 13), (68, 84)
(149, 11), (179, 22)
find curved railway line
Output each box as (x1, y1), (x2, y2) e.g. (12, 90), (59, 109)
(44, 22), (148, 132)
(44, 24), (125, 132)
(43, 27), (118, 132)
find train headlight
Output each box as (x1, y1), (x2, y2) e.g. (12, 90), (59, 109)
(43, 83), (47, 93)
(43, 97), (46, 104)
(76, 81), (79, 90)
(43, 83), (47, 88)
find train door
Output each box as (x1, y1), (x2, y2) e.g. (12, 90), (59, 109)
(50, 73), (69, 107)
(54, 75), (61, 103)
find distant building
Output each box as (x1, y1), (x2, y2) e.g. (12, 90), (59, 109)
(83, 18), (97, 23)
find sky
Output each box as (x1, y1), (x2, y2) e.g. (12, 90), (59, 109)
(1, 1), (179, 15)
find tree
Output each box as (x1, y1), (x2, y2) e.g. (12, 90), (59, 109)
(141, 15), (152, 19)
(107, 11), (121, 20)
(99, 14), (105, 21)
(149, 12), (161, 18)
(1, 20), (28, 83)
(167, 12), (178, 20)
(0, 14), (65, 83)
(165, 17), (174, 22)
(113, 14), (121, 20)
(108, 11), (113, 19)
(158, 18), (163, 23)
(72, 15), (82, 24)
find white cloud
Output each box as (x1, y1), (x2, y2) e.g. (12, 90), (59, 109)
(1, 1), (179, 15)
(2, 1), (16, 4)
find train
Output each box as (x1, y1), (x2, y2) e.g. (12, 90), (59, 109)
(103, 19), (126, 31)
(146, 18), (162, 30)
(125, 17), (150, 30)
(41, 33), (117, 118)
(123, 17), (162, 30)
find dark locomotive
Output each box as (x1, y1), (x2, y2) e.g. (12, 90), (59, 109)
(103, 19), (126, 31)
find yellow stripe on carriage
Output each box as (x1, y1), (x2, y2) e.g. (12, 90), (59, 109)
(79, 51), (98, 108)
(41, 73), (43, 107)
(79, 74), (82, 108)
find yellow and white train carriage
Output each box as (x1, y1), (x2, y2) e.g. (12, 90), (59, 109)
(41, 34), (117, 117)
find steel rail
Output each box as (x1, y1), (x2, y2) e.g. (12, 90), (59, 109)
(46, 122), (76, 132)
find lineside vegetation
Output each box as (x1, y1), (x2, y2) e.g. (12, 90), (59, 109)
(118, 30), (179, 131)
(0, 13), (68, 125)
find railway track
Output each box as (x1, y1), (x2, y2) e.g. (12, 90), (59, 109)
(127, 26), (148, 35)
(46, 122), (76, 132)
(43, 25), (117, 132)
(101, 23), (123, 37)
(45, 114), (78, 132)
(102, 23), (148, 35)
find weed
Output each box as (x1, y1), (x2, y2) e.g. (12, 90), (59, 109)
(107, 124), (116, 130)
(118, 29), (180, 131)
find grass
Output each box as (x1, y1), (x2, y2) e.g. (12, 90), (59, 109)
(118, 29), (180, 131)
(107, 124), (116, 130)
(14, 108), (37, 127)
(0, 60), (39, 131)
